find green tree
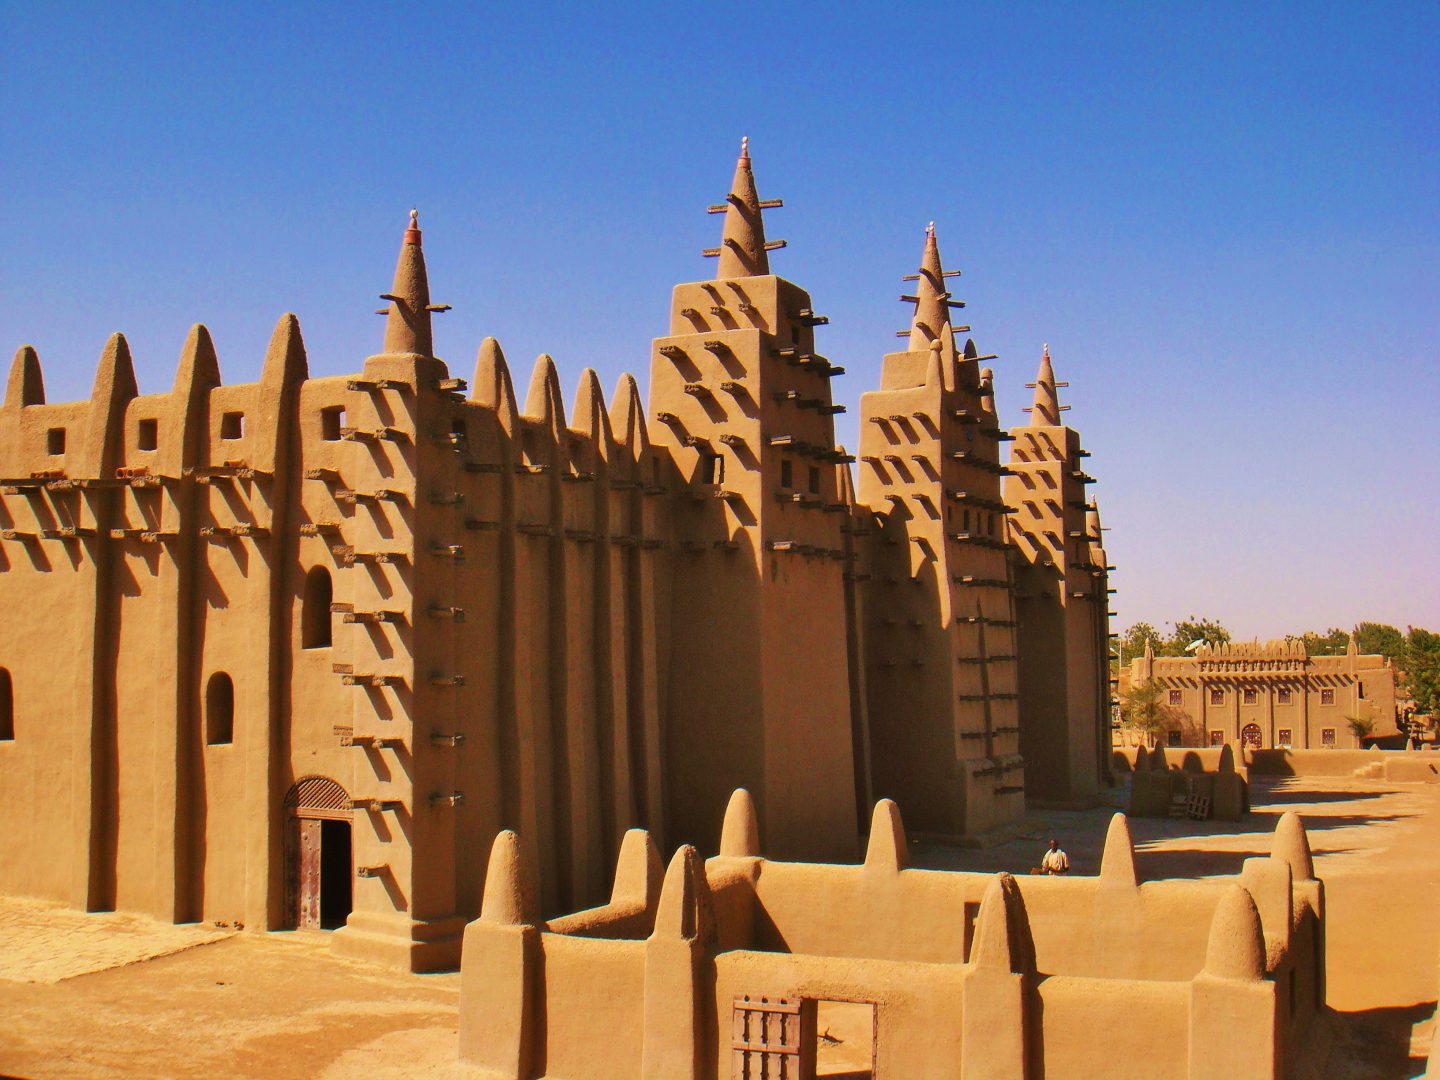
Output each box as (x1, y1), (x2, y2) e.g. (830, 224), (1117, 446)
(1402, 627), (1440, 718)
(1301, 627), (1350, 655)
(1355, 622), (1406, 662)
(1118, 622), (1163, 663)
(1345, 712), (1375, 742)
(1164, 617), (1231, 656)
(1121, 678), (1184, 746)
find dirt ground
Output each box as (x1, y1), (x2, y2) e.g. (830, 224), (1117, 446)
(0, 774), (1435, 1079)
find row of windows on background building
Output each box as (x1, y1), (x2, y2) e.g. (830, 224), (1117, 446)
(1168, 686), (1355, 707)
(1167, 727), (1338, 749)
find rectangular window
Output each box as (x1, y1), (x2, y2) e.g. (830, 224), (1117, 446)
(1209, 730), (1224, 746)
(808, 465), (820, 494)
(138, 419), (158, 451)
(1209, 688), (1224, 706)
(1243, 688), (1257, 705)
(1277, 729), (1292, 748)
(699, 452), (722, 485)
(1320, 689), (1335, 706)
(1278, 688), (1292, 705)
(1167, 730), (1181, 747)
(221, 412), (244, 440)
(780, 459), (792, 489)
(1357, 681), (1366, 700)
(1321, 728), (1336, 747)
(321, 407), (344, 441)
(46, 428), (65, 455)
(1168, 689), (1183, 706)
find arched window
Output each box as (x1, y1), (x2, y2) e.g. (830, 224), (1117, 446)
(206, 673), (234, 745)
(302, 566), (333, 649)
(0, 668), (13, 740)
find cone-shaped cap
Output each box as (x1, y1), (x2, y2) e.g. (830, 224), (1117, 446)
(864, 798), (908, 873)
(1143, 640), (1155, 661)
(923, 339), (945, 387)
(1029, 345), (1061, 426)
(908, 223), (952, 351)
(609, 372), (650, 453)
(91, 332), (139, 403)
(719, 789), (761, 857)
(653, 845), (712, 941)
(970, 873), (1036, 974)
(1133, 745), (1149, 772)
(610, 828), (663, 908)
(173, 324), (221, 398)
(978, 366), (995, 399)
(1203, 884), (1266, 980)
(1150, 744), (1169, 772)
(1086, 498), (1103, 542)
(1346, 634), (1358, 657)
(1100, 813), (1139, 887)
(1272, 811), (1315, 882)
(472, 337), (520, 434)
(260, 313), (309, 390)
(571, 367), (611, 444)
(381, 209), (433, 357)
(1217, 743), (1236, 774)
(5, 346), (45, 408)
(524, 353), (566, 430)
(480, 830), (539, 926)
(716, 137), (771, 279)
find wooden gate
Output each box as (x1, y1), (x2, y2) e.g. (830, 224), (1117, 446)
(282, 776), (352, 930)
(1241, 723), (1263, 749)
(732, 996), (817, 1080)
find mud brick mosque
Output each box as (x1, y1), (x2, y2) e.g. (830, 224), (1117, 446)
(0, 141), (1112, 971)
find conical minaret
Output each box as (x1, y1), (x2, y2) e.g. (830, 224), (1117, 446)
(908, 223), (954, 352)
(381, 209), (436, 357)
(712, 137), (783, 279)
(1028, 345), (1061, 426)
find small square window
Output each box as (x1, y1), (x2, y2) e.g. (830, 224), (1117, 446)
(780, 459), (792, 489)
(1209, 730), (1224, 746)
(138, 419), (158, 451)
(1209, 688), (1225, 706)
(451, 417), (468, 439)
(1167, 730), (1181, 747)
(46, 428), (65, 455)
(1321, 728), (1336, 747)
(321, 407), (344, 441)
(1277, 729), (1292, 748)
(1242, 689), (1257, 705)
(1278, 688), (1292, 705)
(808, 465), (820, 494)
(1168, 690), (1182, 706)
(1320, 689), (1335, 706)
(221, 412), (244, 440)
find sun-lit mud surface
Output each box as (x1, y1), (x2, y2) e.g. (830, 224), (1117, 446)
(0, 774), (1434, 1078)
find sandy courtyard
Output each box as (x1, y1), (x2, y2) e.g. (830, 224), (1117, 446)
(0, 774), (1436, 1079)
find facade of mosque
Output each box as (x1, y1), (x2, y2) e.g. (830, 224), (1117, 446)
(0, 145), (1110, 970)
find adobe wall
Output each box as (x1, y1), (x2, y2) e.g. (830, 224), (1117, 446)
(1247, 747), (1440, 781)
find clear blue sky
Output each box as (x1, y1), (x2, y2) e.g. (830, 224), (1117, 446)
(3, 2), (1436, 639)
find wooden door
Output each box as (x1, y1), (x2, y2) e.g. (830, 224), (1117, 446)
(298, 817), (323, 929)
(732, 996), (817, 1080)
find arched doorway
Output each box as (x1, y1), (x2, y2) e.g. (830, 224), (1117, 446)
(1241, 723), (1263, 750)
(283, 776), (353, 930)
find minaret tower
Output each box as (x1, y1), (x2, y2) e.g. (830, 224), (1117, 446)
(1004, 345), (1107, 805)
(855, 224), (1024, 839)
(331, 210), (474, 970)
(646, 139), (860, 860)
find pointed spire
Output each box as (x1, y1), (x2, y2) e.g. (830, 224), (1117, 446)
(381, 208), (434, 357)
(1029, 344), (1061, 426)
(472, 337), (520, 434)
(978, 366), (995, 400)
(610, 828), (663, 908)
(524, 354), (566, 431)
(970, 873), (1036, 974)
(715, 137), (772, 279)
(1202, 885), (1266, 980)
(81, 333), (138, 474)
(571, 368), (612, 446)
(609, 372), (650, 454)
(863, 799), (908, 873)
(908, 222), (953, 352)
(1143, 639), (1155, 662)
(480, 830), (539, 926)
(260, 313), (309, 390)
(1086, 498), (1103, 542)
(173, 324), (221, 398)
(1099, 813), (1138, 887)
(652, 845), (711, 942)
(4, 346), (45, 408)
(1272, 812), (1315, 882)
(719, 789), (761, 857)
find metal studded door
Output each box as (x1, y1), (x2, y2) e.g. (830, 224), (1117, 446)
(732, 996), (817, 1080)
(298, 818), (322, 929)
